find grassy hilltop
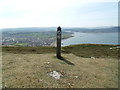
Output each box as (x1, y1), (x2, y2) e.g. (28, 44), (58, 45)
(2, 44), (119, 58)
(2, 44), (119, 88)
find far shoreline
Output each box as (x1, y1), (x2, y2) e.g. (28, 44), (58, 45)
(50, 35), (74, 47)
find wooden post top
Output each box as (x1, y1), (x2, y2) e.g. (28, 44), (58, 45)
(57, 26), (61, 32)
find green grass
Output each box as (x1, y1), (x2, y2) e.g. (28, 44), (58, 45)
(2, 44), (119, 58)
(13, 43), (28, 46)
(62, 44), (119, 58)
(62, 33), (73, 39)
(2, 46), (56, 54)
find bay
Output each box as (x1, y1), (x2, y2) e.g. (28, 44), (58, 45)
(62, 32), (119, 46)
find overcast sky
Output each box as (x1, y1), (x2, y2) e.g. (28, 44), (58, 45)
(0, 0), (119, 29)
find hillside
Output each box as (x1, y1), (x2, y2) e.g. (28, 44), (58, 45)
(63, 26), (119, 33)
(1, 26), (119, 33)
(2, 44), (119, 88)
(2, 44), (119, 58)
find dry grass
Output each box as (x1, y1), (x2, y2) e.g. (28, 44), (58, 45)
(2, 52), (118, 88)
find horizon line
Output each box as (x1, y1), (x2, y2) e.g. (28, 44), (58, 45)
(0, 25), (118, 29)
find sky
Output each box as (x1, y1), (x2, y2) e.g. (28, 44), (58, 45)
(0, 0), (119, 29)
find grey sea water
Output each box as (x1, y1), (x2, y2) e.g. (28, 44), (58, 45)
(62, 32), (119, 46)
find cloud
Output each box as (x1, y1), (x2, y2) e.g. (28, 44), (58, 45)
(0, 0), (118, 28)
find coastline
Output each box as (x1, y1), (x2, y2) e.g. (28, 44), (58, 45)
(50, 41), (56, 47)
(51, 31), (119, 47)
(50, 35), (74, 47)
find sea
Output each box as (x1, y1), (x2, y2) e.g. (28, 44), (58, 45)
(62, 32), (119, 46)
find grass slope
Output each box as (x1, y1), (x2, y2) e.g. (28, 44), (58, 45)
(2, 44), (119, 88)
(2, 44), (119, 58)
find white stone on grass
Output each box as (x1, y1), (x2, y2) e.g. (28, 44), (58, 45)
(49, 71), (62, 79)
(74, 76), (79, 78)
(44, 62), (50, 64)
(91, 57), (95, 59)
(110, 48), (112, 50)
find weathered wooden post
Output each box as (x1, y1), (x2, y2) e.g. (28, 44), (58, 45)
(56, 26), (62, 59)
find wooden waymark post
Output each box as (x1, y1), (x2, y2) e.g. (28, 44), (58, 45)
(56, 26), (62, 59)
